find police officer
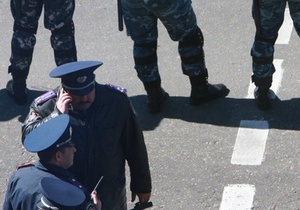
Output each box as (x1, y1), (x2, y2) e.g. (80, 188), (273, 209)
(6, 0), (77, 105)
(251, 0), (300, 110)
(120, 0), (230, 114)
(22, 61), (152, 210)
(3, 115), (99, 210)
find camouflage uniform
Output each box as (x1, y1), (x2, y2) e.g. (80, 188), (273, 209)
(122, 0), (204, 82)
(8, 0), (77, 104)
(121, 0), (229, 113)
(251, 0), (300, 110)
(251, 0), (300, 78)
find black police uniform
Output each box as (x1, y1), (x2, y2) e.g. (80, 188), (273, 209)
(22, 83), (152, 210)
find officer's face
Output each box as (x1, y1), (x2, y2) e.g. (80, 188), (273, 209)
(70, 88), (96, 111)
(59, 146), (76, 169)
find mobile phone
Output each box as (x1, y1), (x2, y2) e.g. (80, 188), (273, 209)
(61, 87), (73, 110)
(62, 86), (69, 93)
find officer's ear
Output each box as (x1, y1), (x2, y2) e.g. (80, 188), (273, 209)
(55, 149), (63, 162)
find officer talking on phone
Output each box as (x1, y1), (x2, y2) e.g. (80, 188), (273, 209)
(22, 61), (152, 210)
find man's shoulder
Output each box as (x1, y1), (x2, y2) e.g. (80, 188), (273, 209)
(12, 162), (57, 181)
(94, 84), (131, 114)
(34, 90), (57, 105)
(29, 88), (59, 115)
(16, 162), (35, 170)
(9, 163), (37, 180)
(34, 89), (58, 106)
(104, 84), (127, 96)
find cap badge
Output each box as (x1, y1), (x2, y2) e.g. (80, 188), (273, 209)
(77, 76), (87, 83)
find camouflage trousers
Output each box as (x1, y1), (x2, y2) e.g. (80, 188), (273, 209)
(122, 0), (207, 83)
(251, 0), (300, 78)
(9, 0), (77, 81)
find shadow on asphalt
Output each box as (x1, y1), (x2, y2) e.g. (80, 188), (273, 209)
(130, 95), (300, 131)
(0, 88), (46, 123)
(1, 87), (299, 131)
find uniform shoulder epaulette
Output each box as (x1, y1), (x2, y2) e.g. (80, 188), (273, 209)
(17, 163), (34, 170)
(105, 84), (127, 95)
(34, 90), (57, 105)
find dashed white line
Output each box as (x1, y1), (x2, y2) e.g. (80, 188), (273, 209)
(219, 184), (255, 210)
(276, 8), (293, 44)
(231, 120), (269, 165)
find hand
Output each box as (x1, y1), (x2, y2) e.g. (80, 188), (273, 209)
(91, 191), (102, 210)
(56, 87), (72, 114)
(131, 192), (151, 203)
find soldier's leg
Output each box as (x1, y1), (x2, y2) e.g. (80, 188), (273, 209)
(251, 0), (285, 110)
(288, 1), (300, 37)
(122, 0), (168, 114)
(7, 0), (43, 105)
(50, 21), (77, 66)
(179, 27), (230, 105)
(142, 0), (229, 105)
(44, 0), (77, 66)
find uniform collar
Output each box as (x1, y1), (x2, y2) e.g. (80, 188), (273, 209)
(36, 160), (74, 178)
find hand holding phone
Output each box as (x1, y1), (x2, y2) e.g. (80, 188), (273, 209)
(56, 87), (73, 114)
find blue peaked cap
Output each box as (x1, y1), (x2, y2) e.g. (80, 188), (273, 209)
(23, 114), (72, 153)
(49, 61), (103, 96)
(38, 177), (85, 208)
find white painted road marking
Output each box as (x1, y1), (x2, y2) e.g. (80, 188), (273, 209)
(231, 120), (269, 165)
(276, 8), (293, 44)
(246, 59), (284, 99)
(219, 184), (255, 210)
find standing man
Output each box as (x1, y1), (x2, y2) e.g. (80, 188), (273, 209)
(22, 61), (152, 210)
(3, 115), (99, 210)
(120, 0), (230, 114)
(251, 0), (300, 110)
(6, 0), (77, 105)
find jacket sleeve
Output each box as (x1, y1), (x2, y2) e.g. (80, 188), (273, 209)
(21, 89), (61, 143)
(3, 181), (13, 210)
(124, 102), (152, 193)
(3, 171), (19, 210)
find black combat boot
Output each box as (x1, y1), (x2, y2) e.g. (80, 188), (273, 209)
(252, 75), (272, 111)
(143, 80), (168, 114)
(6, 78), (28, 105)
(7, 65), (29, 105)
(189, 71), (229, 106)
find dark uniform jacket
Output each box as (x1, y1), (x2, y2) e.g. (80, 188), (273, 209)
(3, 161), (91, 210)
(22, 83), (152, 210)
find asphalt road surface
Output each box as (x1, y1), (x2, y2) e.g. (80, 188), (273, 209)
(1, 0), (300, 209)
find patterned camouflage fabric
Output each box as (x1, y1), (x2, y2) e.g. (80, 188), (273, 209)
(251, 0), (300, 78)
(9, 0), (76, 80)
(122, 0), (206, 83)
